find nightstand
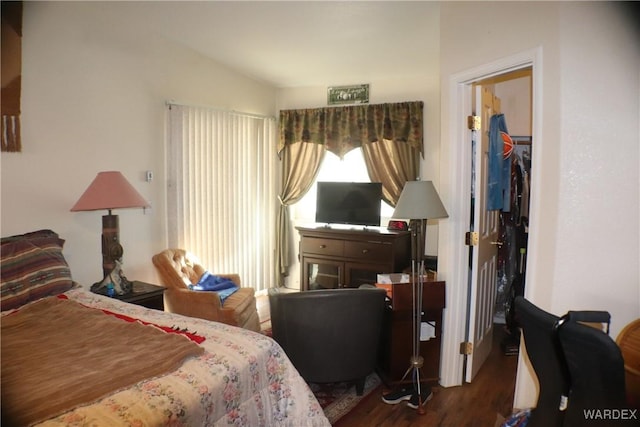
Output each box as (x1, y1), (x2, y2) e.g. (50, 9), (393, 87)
(114, 281), (165, 311)
(377, 280), (445, 387)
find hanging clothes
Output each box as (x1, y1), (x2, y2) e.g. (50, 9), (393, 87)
(518, 147), (531, 224)
(487, 114), (511, 211)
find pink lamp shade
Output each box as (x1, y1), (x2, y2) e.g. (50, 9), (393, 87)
(71, 171), (149, 212)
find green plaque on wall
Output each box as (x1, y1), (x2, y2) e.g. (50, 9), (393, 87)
(327, 84), (370, 105)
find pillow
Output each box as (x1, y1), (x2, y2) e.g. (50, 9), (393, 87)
(0, 229), (61, 245)
(1, 230), (75, 311)
(188, 271), (239, 304)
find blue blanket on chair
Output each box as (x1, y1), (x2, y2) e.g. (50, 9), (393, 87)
(189, 271), (239, 304)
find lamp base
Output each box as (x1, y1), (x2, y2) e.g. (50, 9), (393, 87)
(398, 361), (428, 414)
(91, 260), (133, 296)
(102, 214), (123, 277)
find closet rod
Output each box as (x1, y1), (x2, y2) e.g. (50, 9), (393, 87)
(511, 135), (532, 145)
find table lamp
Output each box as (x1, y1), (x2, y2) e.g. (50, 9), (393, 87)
(71, 171), (149, 280)
(390, 180), (448, 413)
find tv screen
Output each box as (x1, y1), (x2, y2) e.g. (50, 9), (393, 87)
(315, 182), (382, 226)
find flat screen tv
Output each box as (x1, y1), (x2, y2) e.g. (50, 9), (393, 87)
(315, 182), (382, 227)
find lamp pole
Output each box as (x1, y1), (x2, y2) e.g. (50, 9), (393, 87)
(399, 218), (428, 414)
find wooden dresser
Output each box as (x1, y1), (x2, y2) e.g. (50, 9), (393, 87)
(296, 225), (411, 290)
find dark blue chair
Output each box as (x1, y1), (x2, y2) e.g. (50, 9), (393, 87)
(515, 296), (569, 427)
(268, 287), (386, 395)
(556, 311), (632, 426)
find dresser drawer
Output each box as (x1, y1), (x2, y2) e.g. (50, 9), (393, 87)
(345, 240), (392, 262)
(301, 237), (344, 256)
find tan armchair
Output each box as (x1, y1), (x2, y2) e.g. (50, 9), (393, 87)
(617, 318), (640, 408)
(152, 249), (260, 332)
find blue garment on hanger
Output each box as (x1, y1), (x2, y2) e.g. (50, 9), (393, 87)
(502, 133), (513, 213)
(487, 114), (510, 211)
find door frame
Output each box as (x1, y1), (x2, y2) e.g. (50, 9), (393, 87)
(439, 47), (542, 406)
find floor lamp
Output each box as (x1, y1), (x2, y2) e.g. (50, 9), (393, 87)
(390, 180), (448, 413)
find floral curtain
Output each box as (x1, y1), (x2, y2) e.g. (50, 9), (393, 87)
(279, 101), (423, 159)
(275, 142), (325, 285)
(362, 138), (420, 207)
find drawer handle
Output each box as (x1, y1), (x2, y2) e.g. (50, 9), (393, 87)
(319, 244), (327, 249)
(362, 249), (369, 254)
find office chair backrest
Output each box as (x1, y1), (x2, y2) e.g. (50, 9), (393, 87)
(515, 296), (569, 427)
(556, 315), (631, 427)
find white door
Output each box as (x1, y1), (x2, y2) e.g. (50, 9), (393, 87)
(464, 85), (501, 382)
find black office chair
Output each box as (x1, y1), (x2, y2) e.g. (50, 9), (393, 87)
(515, 296), (570, 427)
(555, 311), (632, 426)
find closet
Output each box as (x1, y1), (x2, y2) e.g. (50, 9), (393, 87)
(490, 71), (533, 355)
(497, 136), (531, 354)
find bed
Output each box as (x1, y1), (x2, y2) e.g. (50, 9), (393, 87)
(1, 230), (330, 426)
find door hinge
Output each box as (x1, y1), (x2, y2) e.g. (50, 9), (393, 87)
(465, 231), (479, 246)
(467, 115), (481, 131)
(460, 341), (473, 355)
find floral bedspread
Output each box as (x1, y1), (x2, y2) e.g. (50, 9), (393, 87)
(35, 288), (330, 427)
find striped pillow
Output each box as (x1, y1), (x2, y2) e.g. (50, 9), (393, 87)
(1, 230), (75, 311)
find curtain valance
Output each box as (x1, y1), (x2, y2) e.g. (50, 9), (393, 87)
(278, 101), (423, 158)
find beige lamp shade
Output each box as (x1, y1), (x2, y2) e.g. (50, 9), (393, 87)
(392, 180), (448, 220)
(71, 171), (149, 212)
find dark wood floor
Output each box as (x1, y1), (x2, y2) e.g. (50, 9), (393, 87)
(337, 326), (518, 427)
(257, 293), (518, 427)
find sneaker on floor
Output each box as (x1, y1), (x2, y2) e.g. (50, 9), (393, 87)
(381, 386), (413, 404)
(406, 389), (433, 409)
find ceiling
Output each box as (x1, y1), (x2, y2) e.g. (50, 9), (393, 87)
(101, 1), (440, 88)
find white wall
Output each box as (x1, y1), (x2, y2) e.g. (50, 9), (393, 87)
(495, 76), (532, 137)
(553, 1), (639, 328)
(0, 2), (277, 286)
(440, 1), (639, 409)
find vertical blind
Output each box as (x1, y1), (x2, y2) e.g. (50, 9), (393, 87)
(167, 104), (278, 292)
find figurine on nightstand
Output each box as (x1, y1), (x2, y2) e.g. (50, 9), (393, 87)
(91, 260), (133, 296)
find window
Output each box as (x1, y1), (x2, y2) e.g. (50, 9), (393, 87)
(167, 105), (278, 292)
(291, 149), (393, 225)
